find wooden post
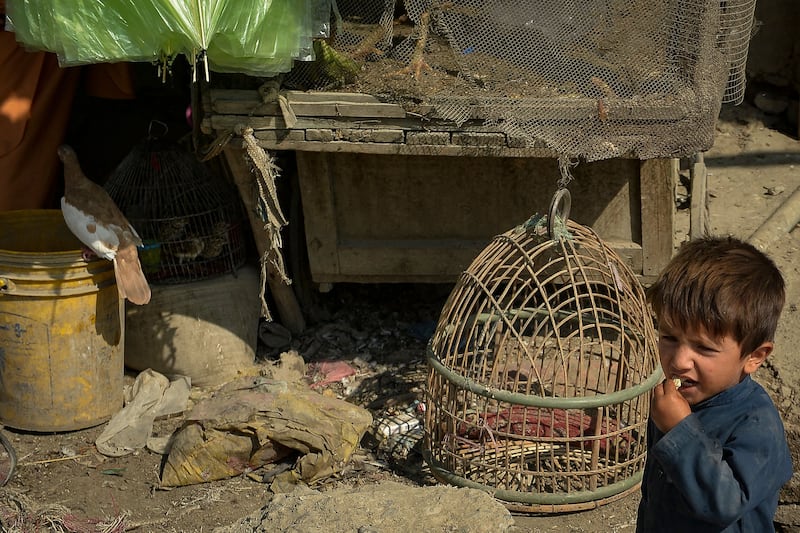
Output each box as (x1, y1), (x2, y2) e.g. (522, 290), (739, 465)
(223, 145), (306, 334)
(639, 158), (677, 278)
(689, 152), (709, 239)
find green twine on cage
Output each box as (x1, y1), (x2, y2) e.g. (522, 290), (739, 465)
(516, 212), (573, 242)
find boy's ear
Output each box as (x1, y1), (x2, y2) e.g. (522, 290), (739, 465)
(744, 341), (773, 374)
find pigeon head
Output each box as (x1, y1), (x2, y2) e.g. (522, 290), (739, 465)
(57, 144), (78, 164)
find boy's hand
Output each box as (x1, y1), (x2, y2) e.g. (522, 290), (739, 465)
(651, 378), (691, 433)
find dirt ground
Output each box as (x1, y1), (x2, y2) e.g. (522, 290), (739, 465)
(1, 97), (799, 532)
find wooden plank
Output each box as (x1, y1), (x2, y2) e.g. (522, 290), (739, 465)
(312, 240), (643, 284)
(296, 152), (648, 284)
(213, 88), (692, 115)
(333, 244), (485, 283)
(295, 152), (342, 278)
(210, 89), (689, 122)
(689, 152), (709, 238)
(639, 158), (677, 277)
(208, 107), (694, 139)
(215, 115), (484, 134)
(213, 100), (686, 122)
(208, 112), (505, 133)
(210, 89), (381, 105)
(285, 90), (383, 104)
(250, 138), (560, 158)
(209, 133), (557, 158)
(212, 100), (409, 119)
(208, 114), (418, 133)
(222, 146), (306, 333)
(218, 135), (558, 157)
(286, 102), (407, 118)
(601, 241), (644, 275)
(337, 129), (404, 144)
(211, 90), (394, 116)
(252, 130), (306, 143)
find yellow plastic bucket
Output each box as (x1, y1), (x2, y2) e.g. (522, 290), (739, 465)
(0, 210), (124, 432)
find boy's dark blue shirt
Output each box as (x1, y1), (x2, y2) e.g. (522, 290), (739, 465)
(637, 375), (792, 532)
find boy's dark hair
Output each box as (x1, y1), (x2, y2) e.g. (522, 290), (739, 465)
(647, 236), (785, 357)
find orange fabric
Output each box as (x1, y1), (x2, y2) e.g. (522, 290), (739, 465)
(84, 62), (137, 100)
(0, 30), (80, 210)
(0, 27), (135, 211)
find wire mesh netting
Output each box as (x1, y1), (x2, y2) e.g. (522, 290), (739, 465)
(423, 213), (661, 511)
(104, 139), (248, 284)
(6, 1), (758, 160)
(280, 0), (757, 161)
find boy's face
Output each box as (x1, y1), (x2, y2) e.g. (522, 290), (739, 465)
(657, 324), (772, 405)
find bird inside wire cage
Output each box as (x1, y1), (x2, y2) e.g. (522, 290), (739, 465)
(104, 136), (248, 284)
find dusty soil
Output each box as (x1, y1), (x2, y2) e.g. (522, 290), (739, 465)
(1, 98), (799, 532)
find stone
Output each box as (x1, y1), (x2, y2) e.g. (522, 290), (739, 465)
(214, 481), (515, 533)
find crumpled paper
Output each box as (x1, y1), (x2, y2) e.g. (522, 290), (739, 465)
(95, 369), (191, 457)
(159, 376), (372, 488)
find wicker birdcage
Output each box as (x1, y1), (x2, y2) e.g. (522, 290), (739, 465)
(423, 192), (661, 512)
(104, 137), (248, 284)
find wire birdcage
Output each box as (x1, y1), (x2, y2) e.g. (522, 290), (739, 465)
(423, 191), (661, 512)
(104, 135), (248, 284)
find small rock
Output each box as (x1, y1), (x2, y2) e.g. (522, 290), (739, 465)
(61, 446), (77, 457)
(763, 186), (786, 196)
(215, 481), (515, 533)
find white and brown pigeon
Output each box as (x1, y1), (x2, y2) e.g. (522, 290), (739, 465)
(58, 145), (151, 305)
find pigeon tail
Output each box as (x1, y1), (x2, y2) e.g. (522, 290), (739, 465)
(113, 245), (151, 305)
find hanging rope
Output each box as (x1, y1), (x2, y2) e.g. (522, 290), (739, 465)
(557, 154), (579, 190)
(240, 128), (291, 319)
(197, 124), (291, 319)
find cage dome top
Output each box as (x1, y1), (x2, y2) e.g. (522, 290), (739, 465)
(429, 214), (660, 403)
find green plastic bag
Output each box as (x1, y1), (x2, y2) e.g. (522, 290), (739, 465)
(5, 0), (333, 78)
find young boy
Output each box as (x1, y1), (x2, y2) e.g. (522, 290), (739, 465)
(636, 236), (793, 532)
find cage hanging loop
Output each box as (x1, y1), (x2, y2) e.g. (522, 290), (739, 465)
(547, 188), (571, 239)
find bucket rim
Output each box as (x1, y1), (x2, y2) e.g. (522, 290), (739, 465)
(0, 209), (97, 264)
(0, 248), (100, 267)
